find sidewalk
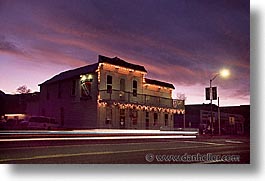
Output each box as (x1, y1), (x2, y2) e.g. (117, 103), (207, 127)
(197, 134), (250, 140)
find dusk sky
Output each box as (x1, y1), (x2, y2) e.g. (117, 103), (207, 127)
(0, 0), (249, 106)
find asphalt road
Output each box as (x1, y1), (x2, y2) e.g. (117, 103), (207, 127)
(0, 135), (249, 164)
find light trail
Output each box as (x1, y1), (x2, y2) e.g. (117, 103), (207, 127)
(0, 135), (196, 142)
(0, 129), (199, 135)
(225, 140), (244, 144)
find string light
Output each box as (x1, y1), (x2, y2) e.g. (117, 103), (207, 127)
(143, 82), (173, 91)
(97, 101), (184, 114)
(96, 63), (103, 83)
(101, 63), (147, 75)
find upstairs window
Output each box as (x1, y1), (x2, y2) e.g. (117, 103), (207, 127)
(81, 81), (91, 98)
(133, 80), (137, 96)
(120, 78), (125, 91)
(80, 76), (92, 99)
(107, 75), (112, 93)
(80, 74), (93, 99)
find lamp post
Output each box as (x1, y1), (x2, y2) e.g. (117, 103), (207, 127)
(209, 69), (230, 135)
(210, 74), (218, 135)
(218, 97), (221, 135)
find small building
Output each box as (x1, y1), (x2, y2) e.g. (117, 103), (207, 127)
(221, 105), (250, 135)
(0, 91), (40, 121)
(174, 104), (246, 135)
(38, 55), (185, 129)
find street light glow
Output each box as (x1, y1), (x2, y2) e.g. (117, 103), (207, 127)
(219, 69), (230, 78)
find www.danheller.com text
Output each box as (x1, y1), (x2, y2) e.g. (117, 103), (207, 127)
(145, 153), (240, 163)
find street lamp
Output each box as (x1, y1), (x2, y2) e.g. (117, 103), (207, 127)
(209, 68), (230, 135)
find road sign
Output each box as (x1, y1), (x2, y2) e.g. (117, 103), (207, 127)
(205, 87), (217, 100)
(212, 87), (217, 100)
(205, 87), (210, 100)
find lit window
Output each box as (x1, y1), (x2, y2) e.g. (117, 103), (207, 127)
(81, 78), (92, 99)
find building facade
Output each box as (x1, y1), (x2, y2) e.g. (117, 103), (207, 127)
(174, 104), (245, 135)
(39, 55), (184, 129)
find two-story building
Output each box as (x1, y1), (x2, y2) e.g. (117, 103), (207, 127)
(39, 55), (184, 129)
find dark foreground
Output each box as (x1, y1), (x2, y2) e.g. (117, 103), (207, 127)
(0, 131), (249, 164)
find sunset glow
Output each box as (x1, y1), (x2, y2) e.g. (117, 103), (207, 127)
(0, 0), (250, 106)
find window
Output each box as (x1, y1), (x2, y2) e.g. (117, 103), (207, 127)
(120, 78), (125, 91)
(133, 80), (137, 96)
(81, 81), (91, 98)
(165, 114), (168, 126)
(81, 75), (93, 99)
(107, 75), (112, 93)
(154, 113), (158, 126)
(71, 80), (76, 96)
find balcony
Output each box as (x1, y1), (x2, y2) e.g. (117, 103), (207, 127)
(99, 89), (184, 109)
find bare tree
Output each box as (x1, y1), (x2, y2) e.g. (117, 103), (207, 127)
(176, 93), (187, 100)
(16, 85), (31, 94)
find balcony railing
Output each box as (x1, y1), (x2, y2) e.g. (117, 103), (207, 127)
(99, 89), (184, 109)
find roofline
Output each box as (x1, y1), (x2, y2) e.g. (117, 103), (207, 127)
(144, 78), (175, 89)
(98, 55), (147, 73)
(39, 63), (98, 86)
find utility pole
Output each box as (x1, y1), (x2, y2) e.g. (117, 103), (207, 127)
(218, 97), (221, 135)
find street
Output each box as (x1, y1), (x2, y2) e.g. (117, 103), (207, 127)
(0, 130), (250, 164)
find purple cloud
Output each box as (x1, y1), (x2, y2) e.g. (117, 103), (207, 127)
(0, 0), (250, 106)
